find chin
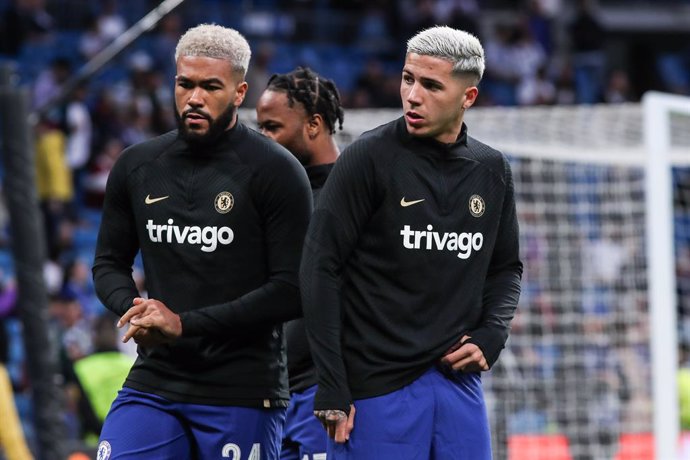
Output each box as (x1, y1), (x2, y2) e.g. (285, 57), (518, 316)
(405, 124), (427, 137)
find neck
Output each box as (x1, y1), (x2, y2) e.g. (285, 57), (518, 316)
(225, 111), (238, 131)
(308, 135), (339, 166)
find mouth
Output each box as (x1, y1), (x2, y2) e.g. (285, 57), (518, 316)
(185, 114), (207, 120)
(184, 110), (210, 121)
(184, 112), (209, 129)
(405, 111), (424, 126)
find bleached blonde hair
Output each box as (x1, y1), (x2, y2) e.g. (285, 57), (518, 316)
(175, 24), (251, 77)
(407, 26), (485, 84)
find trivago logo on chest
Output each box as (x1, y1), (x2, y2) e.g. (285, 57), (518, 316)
(400, 224), (483, 259)
(146, 219), (234, 252)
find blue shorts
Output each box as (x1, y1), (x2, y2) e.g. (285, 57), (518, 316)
(328, 367), (491, 460)
(281, 385), (327, 460)
(97, 387), (286, 459)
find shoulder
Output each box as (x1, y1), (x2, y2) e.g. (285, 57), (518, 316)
(357, 117), (401, 146)
(235, 124), (310, 189)
(340, 117), (402, 163)
(235, 123), (299, 168)
(466, 135), (512, 183)
(116, 130), (179, 172)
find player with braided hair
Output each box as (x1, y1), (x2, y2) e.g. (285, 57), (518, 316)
(258, 66), (343, 165)
(256, 67), (343, 460)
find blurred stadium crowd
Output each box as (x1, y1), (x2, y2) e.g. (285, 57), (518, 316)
(1, 0), (690, 457)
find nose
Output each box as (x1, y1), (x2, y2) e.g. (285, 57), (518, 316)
(187, 87), (204, 107)
(406, 82), (422, 106)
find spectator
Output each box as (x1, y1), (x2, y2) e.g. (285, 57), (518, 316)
(554, 60), (577, 105)
(0, 0), (54, 56)
(49, 287), (93, 364)
(244, 42), (274, 108)
(82, 137), (123, 209)
(150, 12), (183, 81)
(483, 23), (520, 106)
(64, 82), (93, 193)
(78, 15), (108, 60)
(604, 69), (634, 103)
(34, 116), (74, 263)
(0, 313), (33, 460)
(568, 0), (607, 103)
(70, 313), (133, 445)
(525, 0), (554, 56)
(517, 64), (556, 106)
(95, 0), (125, 43)
(352, 59), (398, 108)
(444, 0), (482, 40)
(32, 57), (71, 112)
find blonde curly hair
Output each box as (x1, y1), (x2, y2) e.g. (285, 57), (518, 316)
(175, 23), (251, 77)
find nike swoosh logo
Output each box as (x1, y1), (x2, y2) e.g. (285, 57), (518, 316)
(400, 197), (425, 207)
(145, 194), (169, 205)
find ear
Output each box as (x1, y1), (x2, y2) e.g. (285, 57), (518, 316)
(462, 86), (479, 110)
(234, 81), (249, 106)
(307, 113), (324, 140)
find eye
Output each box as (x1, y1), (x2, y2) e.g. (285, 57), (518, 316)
(403, 75), (414, 84)
(423, 81), (442, 91)
(177, 80), (193, 89)
(259, 122), (279, 133)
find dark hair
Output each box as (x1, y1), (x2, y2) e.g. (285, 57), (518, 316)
(266, 66), (344, 134)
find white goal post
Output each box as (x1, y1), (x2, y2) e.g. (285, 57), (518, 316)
(644, 91), (685, 460)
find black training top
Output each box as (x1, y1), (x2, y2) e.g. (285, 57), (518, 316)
(286, 162), (334, 393)
(300, 117), (523, 412)
(93, 121), (312, 407)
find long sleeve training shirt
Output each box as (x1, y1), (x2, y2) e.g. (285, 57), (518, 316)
(300, 117), (523, 412)
(92, 122), (312, 407)
(285, 162), (334, 393)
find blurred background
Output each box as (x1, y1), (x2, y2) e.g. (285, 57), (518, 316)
(1, 0), (690, 459)
(4, 0), (690, 111)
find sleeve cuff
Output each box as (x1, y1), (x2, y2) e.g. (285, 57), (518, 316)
(314, 387), (353, 414)
(466, 326), (507, 368)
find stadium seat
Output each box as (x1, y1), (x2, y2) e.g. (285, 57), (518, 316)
(613, 433), (654, 460)
(508, 434), (572, 460)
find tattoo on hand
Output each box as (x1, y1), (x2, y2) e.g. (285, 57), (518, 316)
(315, 409), (347, 422)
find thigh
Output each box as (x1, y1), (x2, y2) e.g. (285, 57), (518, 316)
(328, 375), (434, 460)
(281, 385), (327, 460)
(186, 404), (287, 460)
(98, 387), (191, 460)
(431, 369), (491, 460)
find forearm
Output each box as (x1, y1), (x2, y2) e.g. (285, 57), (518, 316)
(301, 237), (352, 413)
(469, 263), (522, 367)
(179, 279), (302, 337)
(93, 262), (139, 317)
(92, 153), (139, 317)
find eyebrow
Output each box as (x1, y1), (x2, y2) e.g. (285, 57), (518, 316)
(176, 76), (225, 86)
(403, 69), (444, 87)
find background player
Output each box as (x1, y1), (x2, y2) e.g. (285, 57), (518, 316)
(300, 26), (523, 459)
(92, 24), (312, 459)
(256, 66), (344, 460)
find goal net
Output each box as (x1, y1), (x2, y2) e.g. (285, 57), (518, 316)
(244, 97), (690, 460)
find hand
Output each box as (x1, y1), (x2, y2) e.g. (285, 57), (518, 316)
(440, 335), (488, 373)
(126, 326), (171, 347)
(117, 297), (182, 345)
(314, 405), (355, 443)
